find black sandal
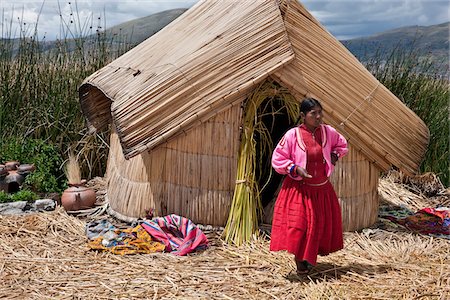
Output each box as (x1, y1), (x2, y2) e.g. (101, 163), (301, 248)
(296, 260), (312, 275)
(296, 268), (310, 275)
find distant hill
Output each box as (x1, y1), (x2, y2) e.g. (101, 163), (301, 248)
(0, 8), (187, 53)
(104, 8), (187, 45)
(110, 12), (448, 71)
(2, 8), (448, 73)
(341, 22), (449, 69)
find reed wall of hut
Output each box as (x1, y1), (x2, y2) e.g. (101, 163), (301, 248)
(330, 144), (380, 231)
(107, 103), (243, 226)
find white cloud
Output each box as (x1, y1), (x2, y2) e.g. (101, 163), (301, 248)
(0, 0), (448, 40)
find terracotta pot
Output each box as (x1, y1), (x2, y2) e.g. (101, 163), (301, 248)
(17, 164), (36, 175)
(0, 165), (7, 193)
(4, 171), (25, 185)
(0, 165), (7, 177)
(5, 161), (20, 171)
(61, 181), (96, 211)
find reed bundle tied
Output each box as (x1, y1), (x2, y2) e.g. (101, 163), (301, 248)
(223, 80), (299, 245)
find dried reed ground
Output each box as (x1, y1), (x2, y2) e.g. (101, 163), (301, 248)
(1, 177), (449, 299)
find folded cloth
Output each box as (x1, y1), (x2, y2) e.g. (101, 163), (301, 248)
(85, 219), (117, 240)
(86, 222), (165, 255)
(141, 214), (209, 256)
(406, 207), (450, 236)
(380, 206), (450, 238)
(419, 207), (450, 225)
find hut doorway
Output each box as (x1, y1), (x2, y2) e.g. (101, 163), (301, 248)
(255, 97), (295, 207)
(224, 80), (299, 244)
(252, 83), (300, 224)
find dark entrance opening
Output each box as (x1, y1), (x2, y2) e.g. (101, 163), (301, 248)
(253, 85), (299, 222)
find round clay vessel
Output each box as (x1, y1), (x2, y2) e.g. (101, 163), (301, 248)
(0, 165), (7, 177)
(17, 164), (36, 175)
(4, 171), (25, 185)
(5, 161), (20, 171)
(61, 181), (96, 211)
(0, 165), (7, 192)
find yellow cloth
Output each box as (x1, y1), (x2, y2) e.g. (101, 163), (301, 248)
(87, 224), (165, 255)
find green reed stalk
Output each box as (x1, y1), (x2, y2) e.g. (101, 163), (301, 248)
(0, 6), (133, 189)
(224, 81), (299, 245)
(364, 46), (449, 185)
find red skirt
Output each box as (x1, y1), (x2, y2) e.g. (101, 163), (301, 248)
(269, 177), (343, 265)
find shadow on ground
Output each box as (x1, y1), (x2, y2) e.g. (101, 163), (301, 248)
(284, 262), (390, 283)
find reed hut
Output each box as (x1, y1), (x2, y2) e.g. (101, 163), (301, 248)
(78, 0), (429, 232)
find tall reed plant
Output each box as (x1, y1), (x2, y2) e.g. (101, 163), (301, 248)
(364, 46), (449, 185)
(0, 4), (133, 190)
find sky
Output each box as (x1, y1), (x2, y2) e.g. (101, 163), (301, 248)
(0, 0), (449, 41)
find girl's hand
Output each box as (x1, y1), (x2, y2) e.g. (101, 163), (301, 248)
(296, 166), (312, 178)
(331, 153), (339, 165)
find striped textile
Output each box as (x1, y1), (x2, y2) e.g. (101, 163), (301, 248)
(141, 214), (209, 256)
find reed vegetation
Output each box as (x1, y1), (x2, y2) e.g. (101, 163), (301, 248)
(64, 151), (81, 184)
(364, 46), (449, 185)
(0, 6), (133, 191)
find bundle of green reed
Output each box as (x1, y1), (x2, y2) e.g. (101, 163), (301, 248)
(223, 80), (299, 245)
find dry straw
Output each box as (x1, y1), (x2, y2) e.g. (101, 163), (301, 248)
(0, 202), (448, 299)
(64, 151), (81, 184)
(0, 174), (448, 298)
(378, 170), (449, 211)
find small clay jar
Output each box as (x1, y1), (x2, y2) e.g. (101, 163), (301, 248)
(0, 165), (7, 178)
(17, 164), (36, 175)
(61, 180), (96, 211)
(5, 161), (20, 171)
(4, 171), (25, 186)
(0, 165), (7, 192)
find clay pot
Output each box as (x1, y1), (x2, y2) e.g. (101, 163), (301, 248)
(61, 181), (96, 211)
(4, 171), (25, 186)
(0, 165), (7, 178)
(5, 161), (20, 171)
(17, 164), (36, 175)
(0, 165), (7, 193)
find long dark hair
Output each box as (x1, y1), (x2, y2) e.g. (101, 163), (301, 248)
(297, 98), (323, 123)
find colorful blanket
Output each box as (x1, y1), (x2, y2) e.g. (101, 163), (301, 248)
(141, 214), (209, 256)
(379, 206), (450, 239)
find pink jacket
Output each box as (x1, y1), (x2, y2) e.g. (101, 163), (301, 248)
(272, 124), (348, 180)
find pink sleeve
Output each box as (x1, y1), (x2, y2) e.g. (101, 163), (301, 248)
(329, 126), (348, 158)
(271, 130), (295, 175)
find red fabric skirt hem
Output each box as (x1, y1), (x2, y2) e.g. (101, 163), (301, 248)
(269, 177), (343, 265)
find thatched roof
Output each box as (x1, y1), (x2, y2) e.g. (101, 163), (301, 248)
(79, 0), (429, 174)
